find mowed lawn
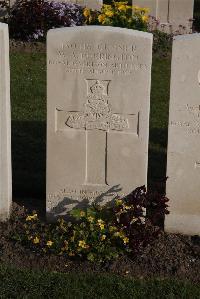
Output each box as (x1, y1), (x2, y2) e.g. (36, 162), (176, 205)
(0, 264), (200, 299)
(10, 52), (170, 202)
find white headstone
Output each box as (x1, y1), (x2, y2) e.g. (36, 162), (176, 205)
(0, 23), (12, 221)
(60, 0), (102, 10)
(132, 0), (158, 17)
(47, 26), (152, 220)
(133, 0), (194, 34)
(168, 0), (194, 34)
(132, 0), (169, 31)
(166, 34), (200, 235)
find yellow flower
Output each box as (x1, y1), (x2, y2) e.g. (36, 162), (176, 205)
(118, 4), (126, 12)
(143, 7), (150, 14)
(88, 216), (94, 223)
(97, 219), (105, 230)
(89, 16), (93, 23)
(115, 1), (128, 7)
(80, 211), (85, 217)
(83, 8), (90, 18)
(98, 14), (106, 24)
(33, 236), (40, 244)
(116, 199), (123, 206)
(99, 224), (105, 230)
(26, 213), (38, 221)
(109, 225), (117, 233)
(142, 15), (148, 22)
(46, 240), (53, 247)
(133, 5), (140, 11)
(103, 4), (112, 10)
(123, 237), (129, 244)
(126, 5), (132, 10)
(101, 235), (106, 241)
(78, 240), (88, 249)
(105, 10), (114, 17)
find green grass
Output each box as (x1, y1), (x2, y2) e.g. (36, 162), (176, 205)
(148, 56), (171, 184)
(11, 53), (46, 201)
(10, 52), (171, 200)
(0, 264), (199, 299)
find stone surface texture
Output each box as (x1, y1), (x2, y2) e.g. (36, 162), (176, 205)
(73, 0), (102, 10)
(133, 0), (194, 34)
(0, 23), (12, 221)
(50, 0), (102, 10)
(166, 34), (200, 235)
(168, 0), (194, 34)
(47, 26), (152, 220)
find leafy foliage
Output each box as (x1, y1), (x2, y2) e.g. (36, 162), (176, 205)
(152, 30), (172, 57)
(10, 186), (169, 263)
(84, 1), (149, 31)
(0, 0), (84, 41)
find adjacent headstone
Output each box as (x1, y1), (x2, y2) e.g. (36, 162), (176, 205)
(133, 0), (194, 34)
(132, 0), (170, 32)
(166, 34), (200, 235)
(0, 23), (12, 221)
(133, 0), (158, 17)
(168, 0), (194, 34)
(62, 0), (102, 10)
(47, 26), (152, 220)
(133, 0), (169, 20)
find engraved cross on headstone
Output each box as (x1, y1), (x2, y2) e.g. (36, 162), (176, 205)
(56, 79), (138, 186)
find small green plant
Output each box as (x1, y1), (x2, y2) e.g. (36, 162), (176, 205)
(10, 186), (169, 263)
(83, 1), (149, 31)
(152, 30), (172, 57)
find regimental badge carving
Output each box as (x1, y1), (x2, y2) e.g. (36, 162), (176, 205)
(66, 79), (129, 131)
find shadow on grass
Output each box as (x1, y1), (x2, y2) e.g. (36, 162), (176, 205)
(12, 120), (46, 213)
(148, 127), (168, 192)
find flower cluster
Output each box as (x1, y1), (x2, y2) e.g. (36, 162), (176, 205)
(84, 1), (149, 31)
(7, 0), (84, 41)
(11, 186), (169, 263)
(19, 207), (130, 262)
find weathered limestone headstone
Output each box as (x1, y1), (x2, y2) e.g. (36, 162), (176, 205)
(62, 0), (102, 10)
(168, 0), (194, 34)
(133, 0), (168, 20)
(0, 23), (12, 221)
(133, 0), (157, 17)
(47, 26), (152, 220)
(166, 34), (200, 235)
(133, 0), (194, 34)
(132, 0), (169, 32)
